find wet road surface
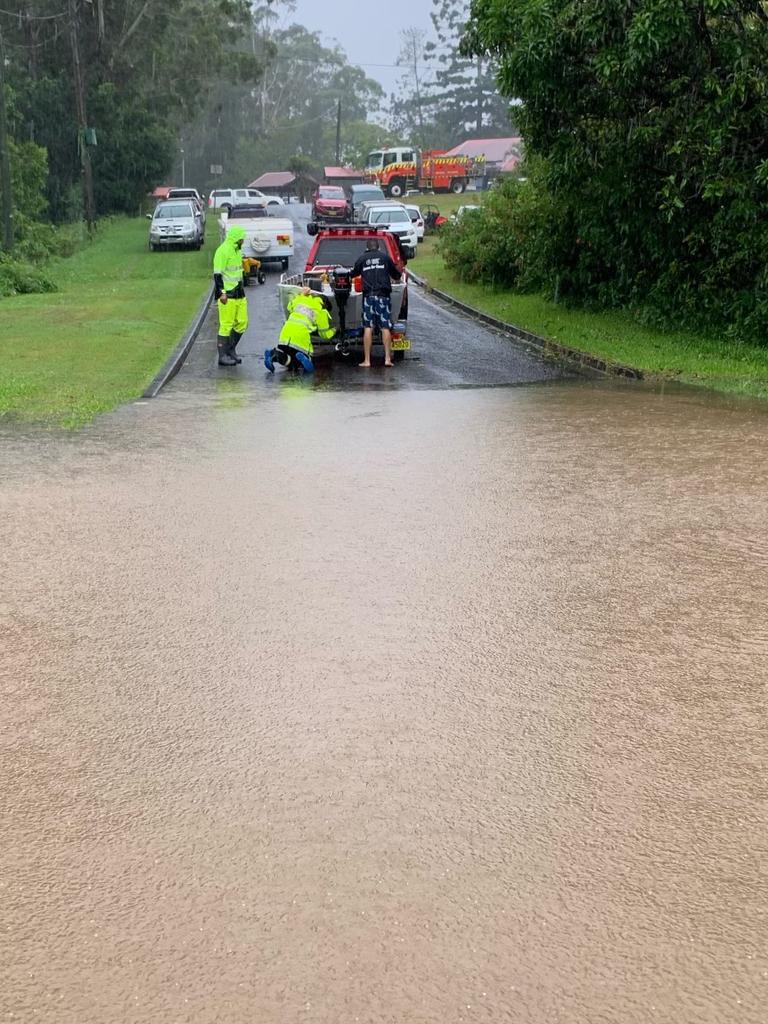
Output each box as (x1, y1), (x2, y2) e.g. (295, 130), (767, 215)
(2, 217), (767, 1024)
(180, 204), (569, 391)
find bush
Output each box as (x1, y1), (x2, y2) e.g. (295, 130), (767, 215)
(0, 255), (57, 298)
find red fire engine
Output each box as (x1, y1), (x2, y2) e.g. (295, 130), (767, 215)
(364, 146), (486, 198)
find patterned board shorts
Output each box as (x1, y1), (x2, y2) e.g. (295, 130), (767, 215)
(362, 293), (393, 331)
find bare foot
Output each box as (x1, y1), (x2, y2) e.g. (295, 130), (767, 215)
(359, 361), (371, 368)
(384, 361), (394, 367)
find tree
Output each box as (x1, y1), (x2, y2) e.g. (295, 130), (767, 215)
(464, 0), (768, 340)
(424, 0), (513, 141)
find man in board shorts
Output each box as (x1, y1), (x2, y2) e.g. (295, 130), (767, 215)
(352, 238), (402, 368)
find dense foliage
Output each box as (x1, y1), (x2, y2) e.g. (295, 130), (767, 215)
(452, 0), (768, 340)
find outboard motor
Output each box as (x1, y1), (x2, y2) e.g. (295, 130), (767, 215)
(330, 266), (352, 356)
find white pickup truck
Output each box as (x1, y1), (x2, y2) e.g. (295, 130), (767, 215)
(219, 203), (294, 271)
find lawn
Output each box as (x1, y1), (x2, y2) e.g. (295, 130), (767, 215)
(411, 199), (768, 400)
(0, 217), (213, 427)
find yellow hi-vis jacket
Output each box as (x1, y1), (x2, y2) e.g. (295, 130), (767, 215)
(213, 227), (246, 295)
(279, 293), (335, 354)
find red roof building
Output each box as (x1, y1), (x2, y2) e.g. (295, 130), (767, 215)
(248, 171), (297, 190)
(443, 137), (523, 169)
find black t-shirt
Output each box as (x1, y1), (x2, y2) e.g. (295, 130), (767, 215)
(352, 251), (402, 296)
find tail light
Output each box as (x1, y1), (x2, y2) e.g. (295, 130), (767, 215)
(276, 234), (290, 242)
(353, 276), (362, 293)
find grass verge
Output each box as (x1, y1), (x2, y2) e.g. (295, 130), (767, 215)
(0, 217), (213, 427)
(414, 246), (768, 402)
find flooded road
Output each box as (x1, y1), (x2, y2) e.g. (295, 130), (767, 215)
(2, 237), (767, 1023)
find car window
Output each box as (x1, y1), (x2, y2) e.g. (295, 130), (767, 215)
(353, 189), (385, 204)
(235, 190), (248, 197)
(382, 151), (398, 166)
(313, 237), (394, 267)
(154, 203), (193, 219)
(212, 190), (230, 197)
(401, 151), (414, 162)
(369, 208), (409, 224)
(318, 187), (345, 199)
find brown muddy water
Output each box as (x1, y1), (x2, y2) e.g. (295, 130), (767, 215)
(1, 380), (767, 1023)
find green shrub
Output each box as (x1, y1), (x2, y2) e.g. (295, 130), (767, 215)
(0, 255), (57, 298)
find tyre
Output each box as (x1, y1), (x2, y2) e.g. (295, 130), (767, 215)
(149, 241), (157, 252)
(281, 258), (289, 271)
(258, 272), (267, 284)
(307, 222), (318, 236)
(222, 204), (232, 215)
(388, 179), (406, 198)
(450, 179), (466, 195)
(393, 350), (406, 363)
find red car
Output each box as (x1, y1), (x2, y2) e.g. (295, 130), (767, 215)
(278, 225), (412, 361)
(310, 185), (350, 228)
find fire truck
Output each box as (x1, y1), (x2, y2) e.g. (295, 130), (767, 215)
(364, 146), (486, 198)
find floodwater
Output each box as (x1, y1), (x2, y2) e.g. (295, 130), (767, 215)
(2, 305), (768, 1023)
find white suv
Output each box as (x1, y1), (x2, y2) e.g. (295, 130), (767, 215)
(360, 202), (418, 251)
(208, 188), (285, 211)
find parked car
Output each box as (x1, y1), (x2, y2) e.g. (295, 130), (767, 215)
(148, 199), (203, 250)
(220, 203), (294, 271)
(349, 183), (386, 221)
(278, 224), (412, 361)
(404, 203), (425, 242)
(311, 185), (350, 226)
(454, 204), (482, 219)
(358, 201), (419, 252)
(167, 187), (206, 225)
(209, 188), (285, 211)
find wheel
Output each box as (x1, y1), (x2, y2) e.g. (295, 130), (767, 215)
(450, 179), (466, 195)
(393, 350), (406, 363)
(258, 272), (267, 285)
(222, 204), (232, 215)
(307, 222), (318, 236)
(388, 179), (405, 198)
(281, 258), (289, 271)
(149, 241), (158, 252)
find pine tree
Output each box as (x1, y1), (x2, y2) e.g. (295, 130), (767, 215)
(425, 0), (513, 141)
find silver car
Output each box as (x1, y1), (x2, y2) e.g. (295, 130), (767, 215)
(148, 200), (203, 250)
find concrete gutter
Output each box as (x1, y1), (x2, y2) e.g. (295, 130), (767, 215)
(408, 270), (644, 380)
(143, 287), (214, 398)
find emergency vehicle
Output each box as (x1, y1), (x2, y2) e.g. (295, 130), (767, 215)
(364, 146), (486, 198)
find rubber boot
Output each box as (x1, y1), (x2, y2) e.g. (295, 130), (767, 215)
(294, 349), (314, 373)
(264, 348), (275, 373)
(218, 336), (237, 366)
(228, 330), (243, 364)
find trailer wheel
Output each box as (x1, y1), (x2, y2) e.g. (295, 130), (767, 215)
(450, 179), (466, 195)
(393, 350), (406, 363)
(388, 179), (406, 198)
(307, 222), (318, 236)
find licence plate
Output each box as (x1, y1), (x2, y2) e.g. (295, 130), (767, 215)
(391, 337), (411, 351)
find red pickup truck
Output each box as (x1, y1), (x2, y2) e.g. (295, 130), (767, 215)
(278, 225), (412, 361)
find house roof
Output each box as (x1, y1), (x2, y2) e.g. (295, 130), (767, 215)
(501, 155), (521, 173)
(324, 166), (362, 178)
(151, 186), (171, 198)
(248, 171), (296, 189)
(443, 137), (523, 164)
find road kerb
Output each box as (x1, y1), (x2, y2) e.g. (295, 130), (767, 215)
(408, 270), (644, 380)
(143, 287), (214, 398)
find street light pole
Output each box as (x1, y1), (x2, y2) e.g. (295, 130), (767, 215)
(0, 23), (14, 251)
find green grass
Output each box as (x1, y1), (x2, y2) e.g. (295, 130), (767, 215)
(0, 217), (213, 426)
(414, 235), (768, 400)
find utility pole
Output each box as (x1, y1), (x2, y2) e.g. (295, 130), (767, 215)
(68, 0), (96, 231)
(335, 98), (342, 165)
(0, 23), (13, 251)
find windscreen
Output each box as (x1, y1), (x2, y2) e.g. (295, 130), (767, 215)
(312, 237), (385, 267)
(353, 188), (384, 205)
(318, 187), (345, 199)
(370, 208), (409, 224)
(154, 203), (193, 219)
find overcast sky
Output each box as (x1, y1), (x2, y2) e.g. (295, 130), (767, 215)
(285, 0), (436, 97)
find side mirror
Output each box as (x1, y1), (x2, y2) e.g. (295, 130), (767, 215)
(146, 213), (152, 220)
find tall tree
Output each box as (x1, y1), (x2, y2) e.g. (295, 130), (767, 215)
(425, 0), (513, 140)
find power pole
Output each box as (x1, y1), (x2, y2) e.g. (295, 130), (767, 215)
(335, 98), (342, 164)
(68, 0), (96, 231)
(0, 23), (13, 251)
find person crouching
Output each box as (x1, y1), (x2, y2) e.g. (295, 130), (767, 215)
(264, 287), (335, 373)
